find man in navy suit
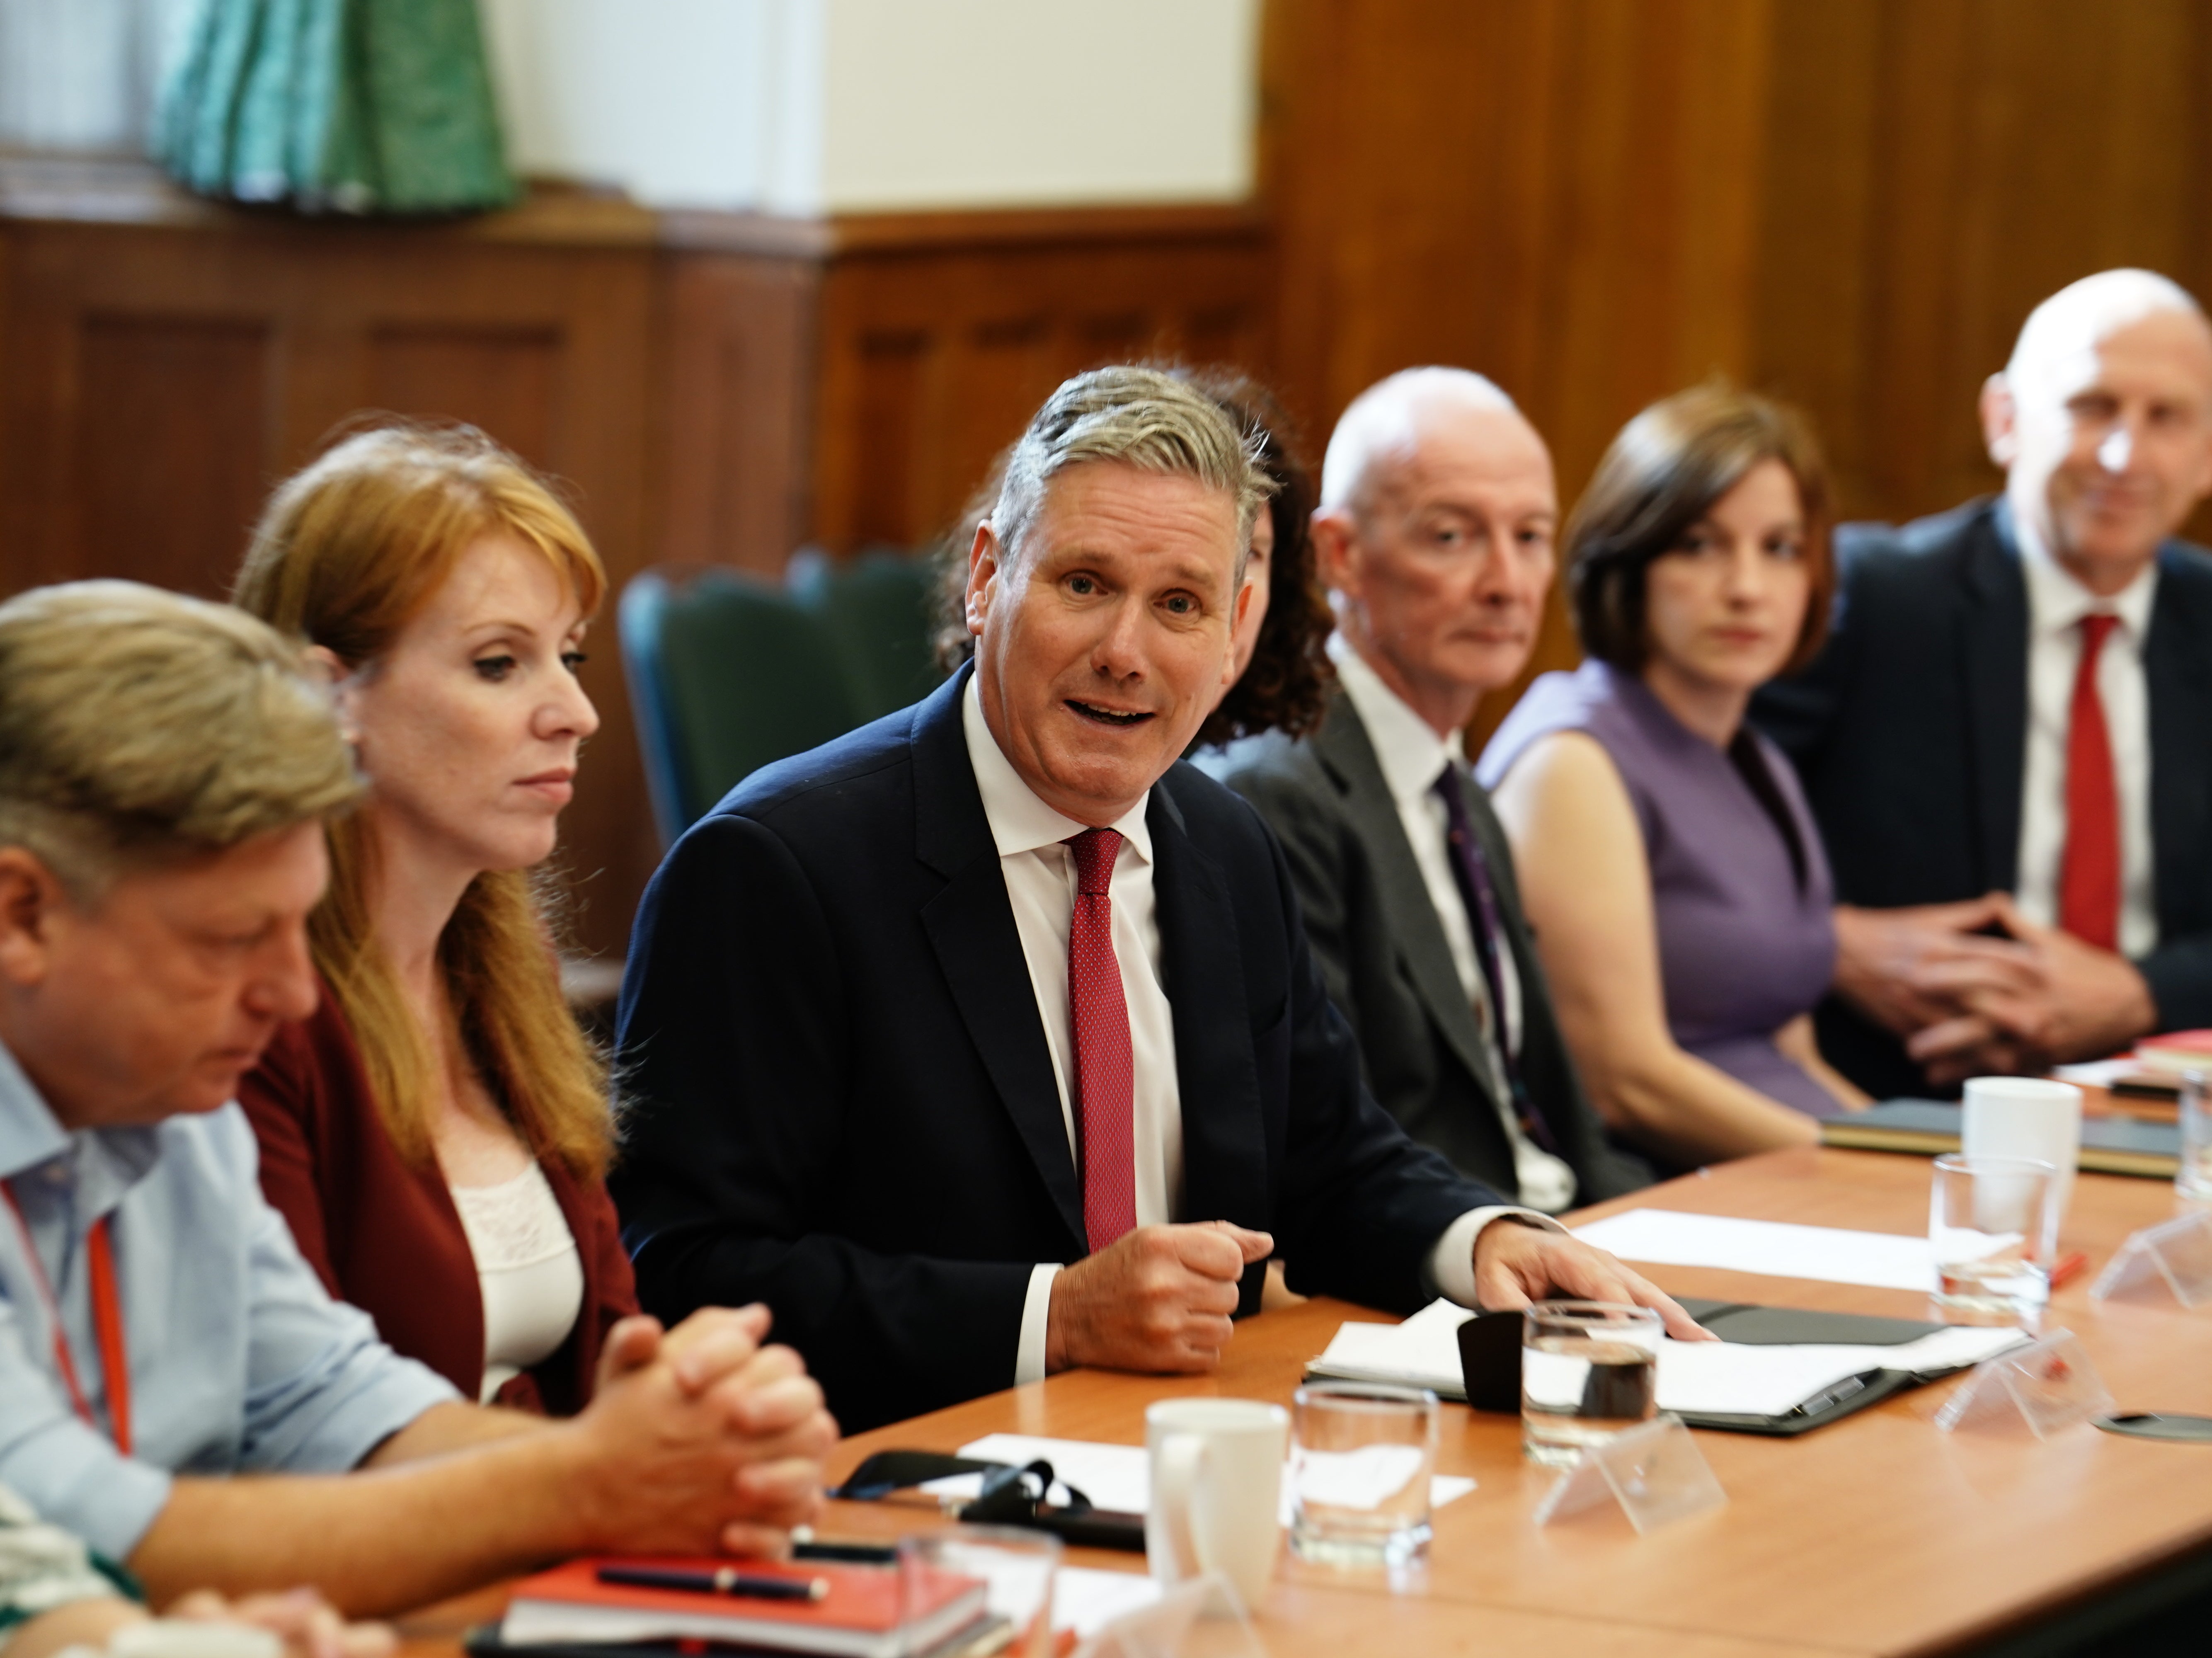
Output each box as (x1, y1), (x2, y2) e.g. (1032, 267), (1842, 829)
(1755, 270), (2212, 1097)
(613, 366), (1696, 1432)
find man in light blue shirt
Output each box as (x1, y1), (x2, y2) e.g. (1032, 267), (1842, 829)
(0, 583), (836, 1617)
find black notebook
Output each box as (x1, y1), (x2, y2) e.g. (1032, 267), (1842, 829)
(1449, 1296), (2018, 1437)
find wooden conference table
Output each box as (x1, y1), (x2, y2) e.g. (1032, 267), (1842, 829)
(402, 1146), (2211, 1658)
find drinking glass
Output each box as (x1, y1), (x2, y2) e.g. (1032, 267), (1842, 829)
(898, 1525), (1061, 1658)
(2180, 1070), (2212, 1205)
(1929, 1153), (2057, 1323)
(1520, 1300), (1662, 1467)
(1287, 1381), (1438, 1566)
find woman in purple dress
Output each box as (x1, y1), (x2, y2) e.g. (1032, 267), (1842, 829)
(1477, 385), (1867, 1168)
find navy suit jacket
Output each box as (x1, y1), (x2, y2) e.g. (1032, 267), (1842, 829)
(612, 665), (1507, 1431)
(1751, 497), (2212, 1098)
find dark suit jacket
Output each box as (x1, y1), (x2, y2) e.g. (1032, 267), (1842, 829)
(611, 665), (1510, 1432)
(239, 986), (639, 1414)
(1214, 693), (1649, 1203)
(1751, 497), (2212, 1098)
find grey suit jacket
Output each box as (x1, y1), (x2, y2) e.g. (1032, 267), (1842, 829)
(1214, 691), (1650, 1205)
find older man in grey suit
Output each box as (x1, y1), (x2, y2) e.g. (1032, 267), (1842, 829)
(1216, 369), (1647, 1211)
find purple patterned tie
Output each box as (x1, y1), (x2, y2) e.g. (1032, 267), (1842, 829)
(1432, 765), (1560, 1154)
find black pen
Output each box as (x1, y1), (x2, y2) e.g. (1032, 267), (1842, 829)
(793, 1539), (899, 1565)
(596, 1565), (829, 1603)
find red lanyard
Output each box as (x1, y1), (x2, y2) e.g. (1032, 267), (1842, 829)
(2, 1183), (131, 1455)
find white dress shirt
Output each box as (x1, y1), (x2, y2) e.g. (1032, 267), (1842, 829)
(962, 678), (1552, 1384)
(2011, 517), (2158, 959)
(1328, 636), (1578, 1213)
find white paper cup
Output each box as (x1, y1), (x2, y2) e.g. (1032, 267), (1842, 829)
(1962, 1077), (2081, 1236)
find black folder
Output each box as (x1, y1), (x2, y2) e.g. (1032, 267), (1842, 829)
(1453, 1296), (1972, 1437)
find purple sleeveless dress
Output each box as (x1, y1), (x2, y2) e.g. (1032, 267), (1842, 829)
(1475, 659), (1843, 1120)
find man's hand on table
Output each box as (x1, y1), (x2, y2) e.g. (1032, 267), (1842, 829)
(567, 1303), (839, 1558)
(1472, 1219), (1713, 1340)
(1045, 1222), (1274, 1374)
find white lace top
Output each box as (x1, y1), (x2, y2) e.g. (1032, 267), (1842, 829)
(450, 1162), (584, 1403)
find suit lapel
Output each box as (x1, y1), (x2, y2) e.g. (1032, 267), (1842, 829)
(1148, 783), (1268, 1230)
(1957, 509), (2030, 891)
(1312, 697), (1497, 1093)
(2146, 545), (2212, 934)
(912, 666), (1085, 1251)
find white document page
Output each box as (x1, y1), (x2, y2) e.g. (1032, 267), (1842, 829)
(1308, 1302), (2027, 1418)
(1571, 1208), (1937, 1291)
(1052, 1567), (1161, 1638)
(926, 1433), (1475, 1518)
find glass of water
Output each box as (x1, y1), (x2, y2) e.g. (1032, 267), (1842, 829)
(1287, 1382), (1438, 1566)
(2180, 1070), (2212, 1205)
(1930, 1153), (2057, 1323)
(1520, 1300), (1662, 1467)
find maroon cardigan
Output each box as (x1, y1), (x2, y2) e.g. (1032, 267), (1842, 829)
(238, 986), (638, 1415)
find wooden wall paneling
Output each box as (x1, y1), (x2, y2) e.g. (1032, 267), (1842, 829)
(77, 312), (275, 600)
(807, 212), (1272, 555)
(1261, 0), (1778, 747)
(653, 251), (821, 576)
(0, 194), (664, 960)
(1752, 0), (2212, 538)
(367, 322), (564, 465)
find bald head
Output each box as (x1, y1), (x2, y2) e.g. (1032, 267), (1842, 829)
(1320, 368), (1544, 515)
(1984, 269), (2212, 594)
(1313, 367), (1559, 735)
(2005, 269), (2212, 398)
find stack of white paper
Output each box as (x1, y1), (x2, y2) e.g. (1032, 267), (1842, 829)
(1568, 1209), (1937, 1291)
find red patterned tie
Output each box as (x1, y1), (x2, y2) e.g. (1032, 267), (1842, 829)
(2059, 613), (2122, 950)
(1065, 828), (1136, 1253)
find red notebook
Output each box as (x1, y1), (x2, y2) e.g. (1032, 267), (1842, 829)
(2136, 1030), (2212, 1075)
(500, 1557), (988, 1658)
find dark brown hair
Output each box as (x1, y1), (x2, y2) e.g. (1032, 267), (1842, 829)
(928, 366), (1334, 744)
(1566, 382), (1835, 675)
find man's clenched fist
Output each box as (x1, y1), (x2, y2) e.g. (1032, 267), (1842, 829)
(1045, 1222), (1274, 1373)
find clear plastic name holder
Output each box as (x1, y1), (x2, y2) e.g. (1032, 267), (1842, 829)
(1933, 1328), (2114, 1439)
(2089, 1209), (2212, 1310)
(1532, 1413), (1727, 1535)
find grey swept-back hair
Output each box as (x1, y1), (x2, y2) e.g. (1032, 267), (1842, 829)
(990, 365), (1276, 579)
(0, 580), (361, 902)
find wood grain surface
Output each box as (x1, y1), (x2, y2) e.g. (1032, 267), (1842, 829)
(804, 1149), (2212, 1658)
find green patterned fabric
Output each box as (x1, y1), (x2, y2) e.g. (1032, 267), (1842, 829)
(154, 0), (515, 214)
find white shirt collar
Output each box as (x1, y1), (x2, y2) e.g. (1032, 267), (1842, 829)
(1326, 632), (1465, 807)
(2011, 502), (2158, 642)
(961, 671), (1154, 865)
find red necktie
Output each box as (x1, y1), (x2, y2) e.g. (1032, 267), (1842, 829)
(1065, 828), (1136, 1253)
(2058, 613), (2122, 950)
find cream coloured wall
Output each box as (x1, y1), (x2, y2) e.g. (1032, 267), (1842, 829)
(816, 0), (1259, 211)
(480, 0), (1258, 215)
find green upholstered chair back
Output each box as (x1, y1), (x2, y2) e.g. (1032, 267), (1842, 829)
(785, 548), (946, 722)
(621, 552), (948, 846)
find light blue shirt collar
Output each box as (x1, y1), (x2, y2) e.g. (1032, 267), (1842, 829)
(0, 1038), (162, 1216)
